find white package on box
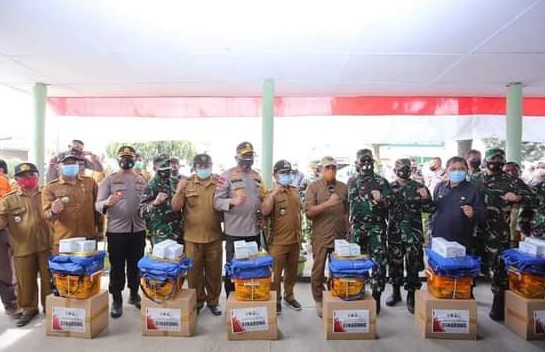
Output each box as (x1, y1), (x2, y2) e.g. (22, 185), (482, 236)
(349, 243), (361, 256)
(59, 239), (78, 253)
(431, 239), (466, 258)
(246, 241), (258, 257)
(234, 240), (249, 259)
(518, 241), (545, 258)
(165, 243), (184, 260)
(334, 239), (351, 257)
(75, 240), (96, 252)
(152, 239), (178, 259)
(524, 237), (545, 250)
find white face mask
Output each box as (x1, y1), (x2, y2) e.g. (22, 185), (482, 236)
(277, 174), (292, 186)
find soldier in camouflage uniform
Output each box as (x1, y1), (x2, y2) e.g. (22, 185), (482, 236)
(386, 158), (434, 314)
(139, 154), (183, 246)
(348, 149), (392, 314)
(472, 148), (536, 321)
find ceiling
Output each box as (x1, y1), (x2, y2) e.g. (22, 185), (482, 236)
(0, 0), (544, 98)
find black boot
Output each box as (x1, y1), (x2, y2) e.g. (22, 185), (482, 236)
(372, 290), (381, 315)
(489, 291), (505, 321)
(386, 285), (402, 307)
(129, 292), (141, 310)
(406, 290), (415, 314)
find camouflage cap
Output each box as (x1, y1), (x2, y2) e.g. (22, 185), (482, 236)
(153, 154), (171, 168)
(273, 159), (292, 173)
(236, 142), (254, 156)
(485, 148), (505, 161)
(117, 145), (136, 158)
(357, 148), (374, 161)
(394, 158), (411, 170)
(14, 162), (39, 176)
(193, 153), (212, 165)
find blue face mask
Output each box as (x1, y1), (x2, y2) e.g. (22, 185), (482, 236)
(278, 174), (292, 186)
(448, 170), (467, 184)
(196, 168), (212, 180)
(61, 164), (79, 177)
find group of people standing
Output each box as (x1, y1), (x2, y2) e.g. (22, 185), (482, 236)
(0, 139), (542, 329)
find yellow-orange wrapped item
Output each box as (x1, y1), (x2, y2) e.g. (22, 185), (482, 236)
(426, 268), (472, 299)
(141, 274), (185, 302)
(234, 275), (271, 301)
(52, 270), (102, 299)
(508, 266), (545, 299)
(330, 277), (366, 300)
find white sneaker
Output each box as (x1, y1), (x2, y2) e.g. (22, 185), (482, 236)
(315, 301), (323, 318)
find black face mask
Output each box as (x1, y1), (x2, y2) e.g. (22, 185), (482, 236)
(468, 160), (481, 170)
(486, 161), (504, 173)
(395, 166), (411, 180)
(238, 158), (254, 171)
(157, 168), (171, 179)
(118, 158), (134, 170)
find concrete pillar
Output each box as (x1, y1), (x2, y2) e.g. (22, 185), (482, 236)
(261, 79), (275, 188)
(33, 83), (47, 184)
(506, 82), (523, 164)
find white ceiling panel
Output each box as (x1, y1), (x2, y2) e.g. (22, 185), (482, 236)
(339, 55), (461, 83)
(436, 54), (545, 85)
(0, 57), (49, 83)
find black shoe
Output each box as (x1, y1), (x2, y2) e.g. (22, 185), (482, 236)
(406, 290), (415, 314)
(372, 291), (381, 315)
(276, 302), (282, 315)
(489, 291), (505, 321)
(128, 294), (141, 310)
(110, 301), (123, 318)
(385, 285), (402, 307)
(284, 298), (302, 311)
(16, 312), (38, 327)
(208, 304), (222, 316)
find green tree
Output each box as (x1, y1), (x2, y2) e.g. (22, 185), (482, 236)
(105, 140), (197, 163)
(482, 138), (545, 163)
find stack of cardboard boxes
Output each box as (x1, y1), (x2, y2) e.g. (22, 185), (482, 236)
(323, 240), (376, 340)
(46, 240), (108, 339)
(226, 242), (277, 340)
(504, 238), (545, 340)
(416, 238), (477, 340)
(139, 241), (197, 337)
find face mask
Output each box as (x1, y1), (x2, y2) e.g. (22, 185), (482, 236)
(17, 176), (39, 190)
(468, 160), (481, 169)
(448, 170), (467, 183)
(134, 161), (143, 169)
(118, 158), (134, 170)
(395, 167), (411, 180)
(278, 174), (292, 186)
(487, 161), (504, 173)
(157, 168), (171, 179)
(196, 168), (212, 180)
(359, 161), (374, 175)
(238, 157), (254, 171)
(61, 164), (79, 177)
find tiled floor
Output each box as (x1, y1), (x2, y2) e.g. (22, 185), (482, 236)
(1, 278), (544, 352)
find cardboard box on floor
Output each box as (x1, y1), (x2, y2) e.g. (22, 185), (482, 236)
(45, 290), (108, 339)
(225, 292), (278, 340)
(505, 290), (545, 340)
(323, 291), (376, 340)
(141, 288), (197, 337)
(414, 289), (477, 340)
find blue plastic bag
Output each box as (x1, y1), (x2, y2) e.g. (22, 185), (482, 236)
(328, 255), (375, 277)
(226, 255), (273, 279)
(501, 249), (545, 275)
(426, 249), (480, 278)
(49, 251), (106, 276)
(138, 256), (193, 282)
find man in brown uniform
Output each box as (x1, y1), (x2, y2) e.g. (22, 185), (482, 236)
(42, 152), (99, 253)
(0, 162), (52, 327)
(304, 156), (348, 317)
(0, 160), (23, 321)
(172, 153), (223, 315)
(262, 160), (303, 314)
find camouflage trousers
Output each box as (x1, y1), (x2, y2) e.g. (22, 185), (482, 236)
(359, 223), (387, 293)
(387, 230), (424, 291)
(484, 223), (510, 294)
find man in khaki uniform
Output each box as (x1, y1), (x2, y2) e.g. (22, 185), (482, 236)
(304, 156), (348, 317)
(0, 162), (51, 327)
(172, 153), (223, 316)
(262, 160), (303, 314)
(42, 152), (99, 254)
